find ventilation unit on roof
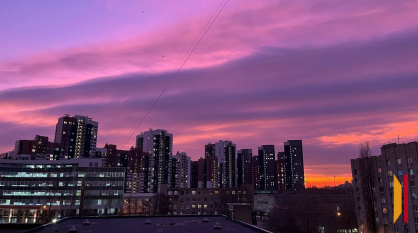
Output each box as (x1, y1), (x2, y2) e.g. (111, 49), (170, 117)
(68, 226), (77, 233)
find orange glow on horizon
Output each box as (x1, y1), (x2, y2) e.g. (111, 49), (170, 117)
(305, 176), (352, 188)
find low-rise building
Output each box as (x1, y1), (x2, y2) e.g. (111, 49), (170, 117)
(258, 188), (357, 233)
(0, 150), (15, 159)
(102, 144), (150, 193)
(122, 193), (157, 215)
(14, 135), (63, 160)
(0, 158), (125, 223)
(158, 184), (254, 216)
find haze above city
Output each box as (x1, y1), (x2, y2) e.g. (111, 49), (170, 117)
(1, 0), (418, 186)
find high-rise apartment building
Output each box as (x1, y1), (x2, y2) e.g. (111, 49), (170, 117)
(205, 143), (216, 159)
(103, 144), (150, 193)
(197, 156), (218, 188)
(275, 151), (285, 190)
(14, 135), (63, 160)
(215, 140), (237, 188)
(275, 159), (285, 191)
(237, 149), (253, 187)
(251, 156), (260, 190)
(136, 129), (173, 192)
(258, 145), (276, 190)
(172, 152), (191, 188)
(54, 115), (98, 158)
(351, 142), (418, 233)
(283, 140), (305, 190)
(190, 161), (199, 188)
(277, 152), (284, 161)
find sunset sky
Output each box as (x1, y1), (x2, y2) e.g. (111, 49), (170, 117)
(1, 0), (418, 187)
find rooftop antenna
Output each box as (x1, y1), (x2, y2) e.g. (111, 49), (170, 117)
(398, 135), (400, 144)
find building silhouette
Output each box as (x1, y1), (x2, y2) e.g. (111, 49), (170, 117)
(215, 140), (237, 188)
(352, 142), (418, 233)
(54, 115), (98, 158)
(238, 149), (253, 187)
(15, 135), (62, 160)
(283, 140), (305, 190)
(136, 129), (173, 193)
(258, 145), (276, 190)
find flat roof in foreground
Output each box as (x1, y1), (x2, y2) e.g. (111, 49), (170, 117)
(27, 216), (270, 233)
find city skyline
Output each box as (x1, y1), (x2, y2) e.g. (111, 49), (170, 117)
(2, 0), (418, 187)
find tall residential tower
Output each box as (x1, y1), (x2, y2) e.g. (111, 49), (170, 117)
(136, 129), (173, 192)
(283, 140), (305, 190)
(258, 145), (276, 190)
(237, 149), (253, 187)
(54, 115), (98, 158)
(215, 140), (237, 188)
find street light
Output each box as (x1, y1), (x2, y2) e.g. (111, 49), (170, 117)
(337, 211), (341, 217)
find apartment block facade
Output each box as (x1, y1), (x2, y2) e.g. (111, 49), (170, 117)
(159, 184), (254, 215)
(196, 156), (218, 188)
(238, 149), (253, 187)
(14, 135), (63, 160)
(251, 156), (260, 190)
(258, 145), (276, 190)
(172, 152), (191, 188)
(351, 142), (418, 233)
(0, 158), (124, 223)
(136, 129), (173, 193)
(54, 115), (98, 158)
(215, 140), (237, 188)
(283, 140), (305, 190)
(102, 144), (150, 193)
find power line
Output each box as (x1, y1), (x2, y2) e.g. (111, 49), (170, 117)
(117, 0), (227, 149)
(119, 0), (229, 150)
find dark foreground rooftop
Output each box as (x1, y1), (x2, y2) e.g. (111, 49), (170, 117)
(27, 216), (270, 233)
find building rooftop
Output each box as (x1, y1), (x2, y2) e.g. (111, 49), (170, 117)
(27, 216), (270, 233)
(0, 158), (104, 167)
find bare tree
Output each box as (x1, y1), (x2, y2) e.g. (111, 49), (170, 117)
(133, 198), (141, 214)
(39, 184), (57, 223)
(265, 188), (357, 233)
(122, 195), (134, 215)
(142, 198), (152, 216)
(150, 192), (167, 215)
(359, 142), (378, 233)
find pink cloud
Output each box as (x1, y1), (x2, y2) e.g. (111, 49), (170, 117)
(1, 0), (418, 90)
